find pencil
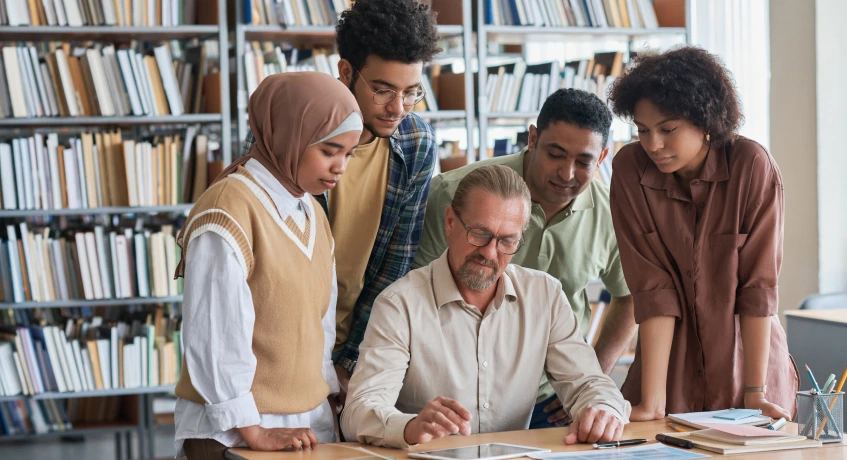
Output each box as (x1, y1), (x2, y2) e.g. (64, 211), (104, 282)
(667, 422), (686, 433)
(814, 366), (847, 440)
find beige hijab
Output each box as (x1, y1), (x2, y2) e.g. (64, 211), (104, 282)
(214, 71), (361, 196)
(174, 72), (361, 279)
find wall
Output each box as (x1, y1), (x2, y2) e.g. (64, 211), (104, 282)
(769, 0), (819, 312)
(815, 0), (847, 294)
(691, 0), (770, 147)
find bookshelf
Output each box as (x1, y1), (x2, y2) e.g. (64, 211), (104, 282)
(475, 0), (692, 158)
(0, 114), (223, 127)
(0, 384), (175, 402)
(0, 1), (230, 457)
(0, 204), (193, 218)
(233, 0), (477, 160)
(0, 25), (221, 40)
(0, 296), (184, 309)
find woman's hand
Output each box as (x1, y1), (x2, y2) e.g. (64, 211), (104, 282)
(629, 402), (666, 422)
(237, 425), (319, 451)
(744, 393), (791, 421)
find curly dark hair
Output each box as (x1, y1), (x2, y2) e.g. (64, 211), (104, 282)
(607, 45), (743, 148)
(538, 88), (613, 146)
(336, 0), (442, 79)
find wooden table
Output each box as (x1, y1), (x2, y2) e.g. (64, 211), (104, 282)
(226, 419), (847, 460)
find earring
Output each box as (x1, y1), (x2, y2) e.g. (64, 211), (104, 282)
(706, 133), (711, 142)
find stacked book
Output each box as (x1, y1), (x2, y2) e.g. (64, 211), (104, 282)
(0, 223), (182, 303)
(485, 52), (625, 113)
(0, 41), (217, 118)
(485, 0), (660, 28)
(244, 0), (350, 26)
(0, 310), (182, 397)
(661, 423), (821, 455)
(0, 398), (73, 435)
(0, 311), (181, 435)
(0, 128), (215, 211)
(0, 0), (202, 27)
(243, 43), (339, 98)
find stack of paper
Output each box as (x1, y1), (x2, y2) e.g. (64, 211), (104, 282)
(668, 409), (772, 429)
(693, 424), (808, 445)
(663, 424), (823, 455)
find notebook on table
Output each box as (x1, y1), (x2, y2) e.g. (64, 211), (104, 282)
(690, 424), (808, 446)
(668, 409), (772, 429)
(660, 431), (822, 455)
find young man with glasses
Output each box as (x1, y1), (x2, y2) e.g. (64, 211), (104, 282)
(413, 89), (635, 429)
(240, 0), (441, 409)
(341, 165), (630, 448)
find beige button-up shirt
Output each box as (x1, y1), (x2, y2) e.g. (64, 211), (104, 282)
(341, 252), (631, 448)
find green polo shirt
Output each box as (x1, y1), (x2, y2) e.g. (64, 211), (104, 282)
(413, 148), (630, 403)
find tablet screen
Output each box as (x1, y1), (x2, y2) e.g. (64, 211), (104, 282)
(415, 444), (544, 460)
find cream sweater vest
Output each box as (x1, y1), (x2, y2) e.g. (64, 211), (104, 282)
(175, 167), (333, 415)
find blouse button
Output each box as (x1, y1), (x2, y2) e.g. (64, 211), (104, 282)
(698, 370), (703, 377)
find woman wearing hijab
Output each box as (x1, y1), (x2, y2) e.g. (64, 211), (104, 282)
(172, 72), (362, 459)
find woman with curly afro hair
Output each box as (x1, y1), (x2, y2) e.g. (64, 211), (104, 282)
(607, 46), (798, 422)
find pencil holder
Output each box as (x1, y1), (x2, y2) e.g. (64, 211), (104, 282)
(796, 391), (843, 443)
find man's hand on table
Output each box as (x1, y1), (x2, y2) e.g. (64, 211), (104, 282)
(237, 425), (319, 451)
(404, 396), (473, 445)
(564, 407), (624, 445)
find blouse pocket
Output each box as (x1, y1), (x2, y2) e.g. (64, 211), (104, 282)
(710, 234), (749, 303)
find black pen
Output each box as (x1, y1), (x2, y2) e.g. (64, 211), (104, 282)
(592, 439), (647, 449)
(656, 433), (695, 449)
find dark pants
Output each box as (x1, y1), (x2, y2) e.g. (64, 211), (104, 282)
(529, 394), (564, 430)
(183, 438), (229, 460)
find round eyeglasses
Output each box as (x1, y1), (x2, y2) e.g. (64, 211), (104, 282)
(354, 68), (426, 106)
(453, 208), (524, 255)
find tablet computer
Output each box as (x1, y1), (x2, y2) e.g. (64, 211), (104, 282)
(407, 443), (551, 460)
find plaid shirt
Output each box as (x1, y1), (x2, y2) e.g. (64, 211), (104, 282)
(240, 113), (437, 371)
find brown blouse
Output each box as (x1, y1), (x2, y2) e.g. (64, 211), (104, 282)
(610, 137), (799, 416)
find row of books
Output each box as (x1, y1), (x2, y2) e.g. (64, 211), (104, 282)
(0, 223), (183, 303)
(243, 44), (340, 98)
(245, 0), (349, 27)
(484, 52), (625, 113)
(486, 0), (660, 28)
(1, 398), (73, 435)
(0, 41), (215, 119)
(0, 0), (204, 27)
(0, 311), (182, 398)
(243, 43), (441, 112)
(2, 394), (141, 435)
(0, 128), (216, 210)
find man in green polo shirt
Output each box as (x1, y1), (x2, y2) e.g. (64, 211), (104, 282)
(412, 88), (635, 429)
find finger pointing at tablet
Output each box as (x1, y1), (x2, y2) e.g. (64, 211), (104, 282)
(404, 396), (473, 445)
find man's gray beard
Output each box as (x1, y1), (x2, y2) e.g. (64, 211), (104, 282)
(457, 259), (499, 291)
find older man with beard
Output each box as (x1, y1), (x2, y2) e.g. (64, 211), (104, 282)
(340, 165), (630, 449)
